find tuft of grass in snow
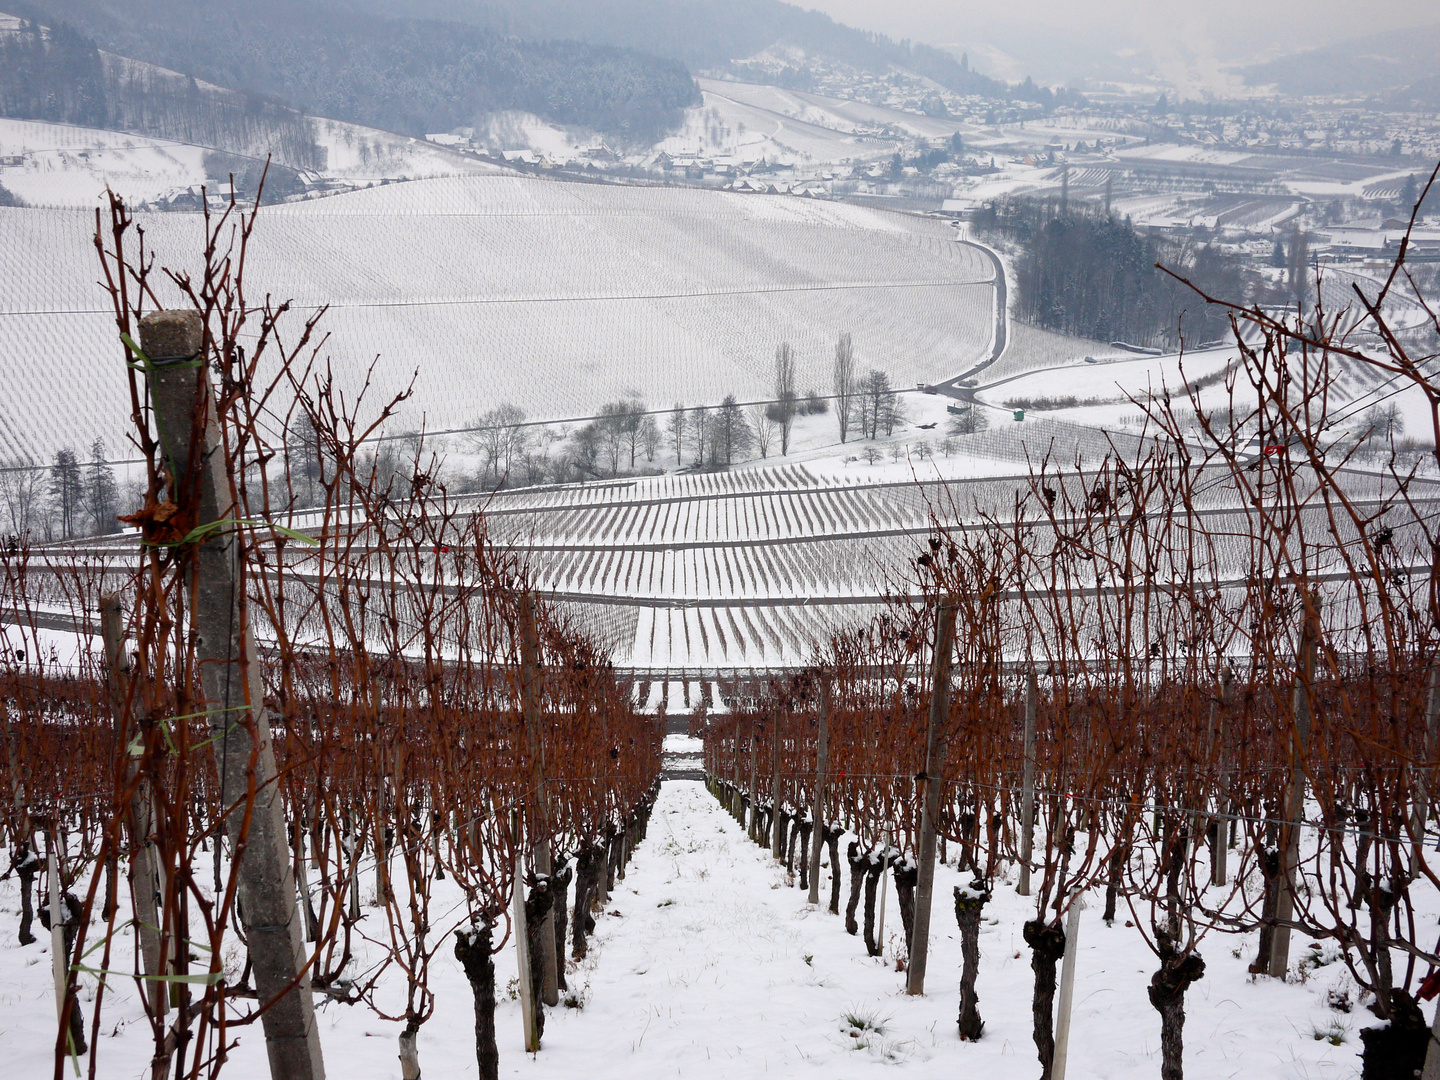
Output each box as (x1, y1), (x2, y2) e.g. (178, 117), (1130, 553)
(562, 981), (591, 1010)
(835, 1005), (925, 1062)
(1297, 943), (1343, 981)
(1311, 1017), (1349, 1045)
(839, 1004), (890, 1037)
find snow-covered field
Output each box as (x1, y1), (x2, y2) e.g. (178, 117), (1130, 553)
(0, 175), (997, 462)
(0, 780), (1376, 1078)
(656, 79), (968, 166)
(0, 115), (502, 209)
(977, 346), (1236, 410)
(973, 314), (1438, 448)
(0, 118), (211, 207)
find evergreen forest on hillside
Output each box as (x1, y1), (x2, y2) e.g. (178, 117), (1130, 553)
(976, 199), (1265, 350)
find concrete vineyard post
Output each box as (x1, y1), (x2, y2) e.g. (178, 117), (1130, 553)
(518, 594), (560, 1007)
(906, 598), (957, 995)
(513, 813), (538, 1053)
(1269, 600), (1317, 980)
(771, 713), (783, 860)
(807, 681), (831, 907)
(100, 593), (166, 1015)
(46, 833), (67, 1046)
(1051, 894), (1086, 1080)
(1018, 669), (1038, 898)
(1210, 673), (1233, 888)
(139, 310), (325, 1080)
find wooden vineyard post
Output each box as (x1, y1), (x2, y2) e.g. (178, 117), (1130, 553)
(1268, 598), (1317, 980)
(512, 812), (538, 1053)
(876, 829), (890, 943)
(1414, 663), (1440, 1080)
(730, 727), (742, 820)
(1017, 669), (1038, 898)
(139, 311), (325, 1080)
(906, 597), (957, 995)
(100, 594), (166, 1015)
(807, 680), (831, 907)
(518, 595), (560, 1007)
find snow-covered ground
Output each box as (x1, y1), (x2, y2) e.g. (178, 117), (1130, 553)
(0, 115), (502, 209)
(0, 118), (210, 207)
(0, 176), (996, 463)
(0, 780), (1377, 1077)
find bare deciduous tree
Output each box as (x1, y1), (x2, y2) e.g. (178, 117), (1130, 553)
(947, 403), (987, 436)
(833, 332), (856, 443)
(774, 342), (797, 455)
(666, 404), (686, 465)
(0, 461), (45, 538)
(640, 414), (661, 463)
(470, 403), (528, 486)
(689, 405), (711, 467)
(750, 404), (776, 459)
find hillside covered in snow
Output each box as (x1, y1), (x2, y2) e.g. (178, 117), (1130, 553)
(0, 175), (998, 462)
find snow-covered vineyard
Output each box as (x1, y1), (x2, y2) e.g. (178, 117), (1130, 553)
(3, 778), (1398, 1079)
(4, 154), (1440, 1080)
(0, 175), (997, 462)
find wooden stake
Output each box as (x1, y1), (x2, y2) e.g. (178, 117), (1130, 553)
(46, 832), (68, 1042)
(1210, 672), (1233, 888)
(1416, 668), (1440, 1080)
(512, 813), (538, 1053)
(100, 594), (167, 1014)
(747, 719), (760, 842)
(770, 712), (783, 860)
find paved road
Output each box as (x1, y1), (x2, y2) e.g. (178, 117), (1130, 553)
(932, 228), (1008, 404)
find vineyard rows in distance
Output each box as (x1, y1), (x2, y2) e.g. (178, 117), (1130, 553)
(0, 175), (996, 463)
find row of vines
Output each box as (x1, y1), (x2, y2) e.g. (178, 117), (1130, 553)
(0, 190), (662, 1080)
(703, 206), (1440, 1079)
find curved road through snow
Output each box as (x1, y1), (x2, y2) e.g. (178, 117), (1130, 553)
(912, 225), (1008, 405)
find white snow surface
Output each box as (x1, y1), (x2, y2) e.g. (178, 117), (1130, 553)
(0, 174), (995, 462)
(0, 780), (1373, 1077)
(657, 80), (969, 166)
(0, 115), (502, 209)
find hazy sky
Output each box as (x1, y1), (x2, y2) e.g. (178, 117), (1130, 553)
(801, 0), (1436, 88)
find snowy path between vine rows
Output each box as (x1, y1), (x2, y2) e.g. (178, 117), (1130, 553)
(0, 779), (1375, 1078)
(486, 781), (1358, 1080)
